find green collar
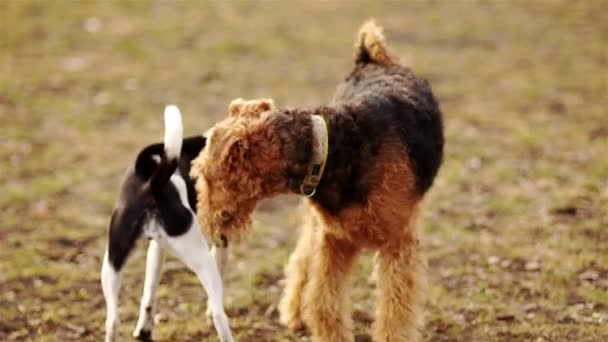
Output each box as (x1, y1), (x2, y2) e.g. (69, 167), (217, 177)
(300, 115), (329, 197)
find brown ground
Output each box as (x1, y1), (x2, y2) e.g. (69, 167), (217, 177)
(1, 1), (606, 341)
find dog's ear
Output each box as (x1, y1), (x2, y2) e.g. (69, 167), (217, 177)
(229, 98), (245, 117)
(229, 98), (274, 119)
(220, 136), (250, 172)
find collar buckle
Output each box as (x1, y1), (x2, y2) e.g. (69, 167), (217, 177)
(300, 184), (317, 197)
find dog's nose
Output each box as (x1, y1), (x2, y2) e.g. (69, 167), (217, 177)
(219, 234), (229, 248)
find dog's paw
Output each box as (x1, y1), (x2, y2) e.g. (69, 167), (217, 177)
(133, 329), (152, 342)
(278, 308), (306, 332)
(354, 334), (373, 342)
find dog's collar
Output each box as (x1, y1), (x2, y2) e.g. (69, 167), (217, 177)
(300, 114), (329, 197)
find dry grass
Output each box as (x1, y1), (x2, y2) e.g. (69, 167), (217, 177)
(1, 1), (606, 341)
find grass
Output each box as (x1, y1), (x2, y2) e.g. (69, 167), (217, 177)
(1, 0), (607, 341)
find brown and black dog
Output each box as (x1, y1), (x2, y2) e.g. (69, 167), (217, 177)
(191, 20), (444, 341)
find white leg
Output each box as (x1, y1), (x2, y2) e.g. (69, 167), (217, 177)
(211, 244), (229, 276)
(133, 239), (163, 340)
(206, 245), (229, 322)
(158, 226), (234, 342)
(101, 249), (121, 342)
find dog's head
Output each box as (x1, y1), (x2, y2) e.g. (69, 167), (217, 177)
(191, 98), (287, 240)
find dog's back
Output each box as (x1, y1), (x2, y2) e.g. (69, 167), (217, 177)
(132, 135), (207, 212)
(332, 20), (444, 194)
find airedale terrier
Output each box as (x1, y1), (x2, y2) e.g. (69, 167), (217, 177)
(191, 20), (444, 341)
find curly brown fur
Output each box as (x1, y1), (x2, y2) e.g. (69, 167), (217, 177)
(192, 20), (444, 341)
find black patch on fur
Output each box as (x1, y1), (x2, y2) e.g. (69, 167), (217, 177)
(338, 63), (443, 193)
(107, 136), (207, 269)
(308, 62), (443, 214)
(134, 136), (206, 211)
(154, 181), (193, 237)
(107, 171), (149, 270)
(308, 106), (380, 214)
(135, 143), (164, 179)
(179, 136), (207, 212)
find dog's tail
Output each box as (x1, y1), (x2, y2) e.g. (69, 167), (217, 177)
(354, 19), (394, 66)
(149, 105), (183, 194)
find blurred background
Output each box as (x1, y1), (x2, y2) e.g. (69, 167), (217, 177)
(0, 1), (606, 341)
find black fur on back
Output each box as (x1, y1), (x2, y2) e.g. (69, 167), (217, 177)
(107, 136), (207, 270)
(299, 61), (443, 214)
(336, 62), (444, 194)
(134, 136), (207, 210)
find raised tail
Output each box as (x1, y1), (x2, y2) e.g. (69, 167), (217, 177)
(162, 105), (183, 160)
(354, 19), (394, 65)
(149, 105), (183, 194)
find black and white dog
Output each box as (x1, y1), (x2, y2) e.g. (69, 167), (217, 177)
(100, 106), (233, 342)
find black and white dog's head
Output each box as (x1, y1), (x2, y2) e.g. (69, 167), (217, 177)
(106, 109), (207, 271)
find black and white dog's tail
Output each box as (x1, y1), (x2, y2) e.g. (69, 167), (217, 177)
(150, 105), (183, 194)
(133, 105), (183, 193)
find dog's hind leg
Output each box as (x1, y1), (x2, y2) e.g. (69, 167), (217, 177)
(101, 249), (121, 342)
(102, 210), (142, 342)
(133, 239), (163, 341)
(158, 225), (234, 342)
(372, 235), (426, 342)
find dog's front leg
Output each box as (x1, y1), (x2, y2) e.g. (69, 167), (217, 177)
(158, 226), (234, 342)
(302, 230), (359, 342)
(278, 225), (316, 331)
(133, 239), (163, 341)
(206, 244), (229, 323)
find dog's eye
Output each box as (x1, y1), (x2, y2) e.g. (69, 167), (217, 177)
(220, 211), (234, 224)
